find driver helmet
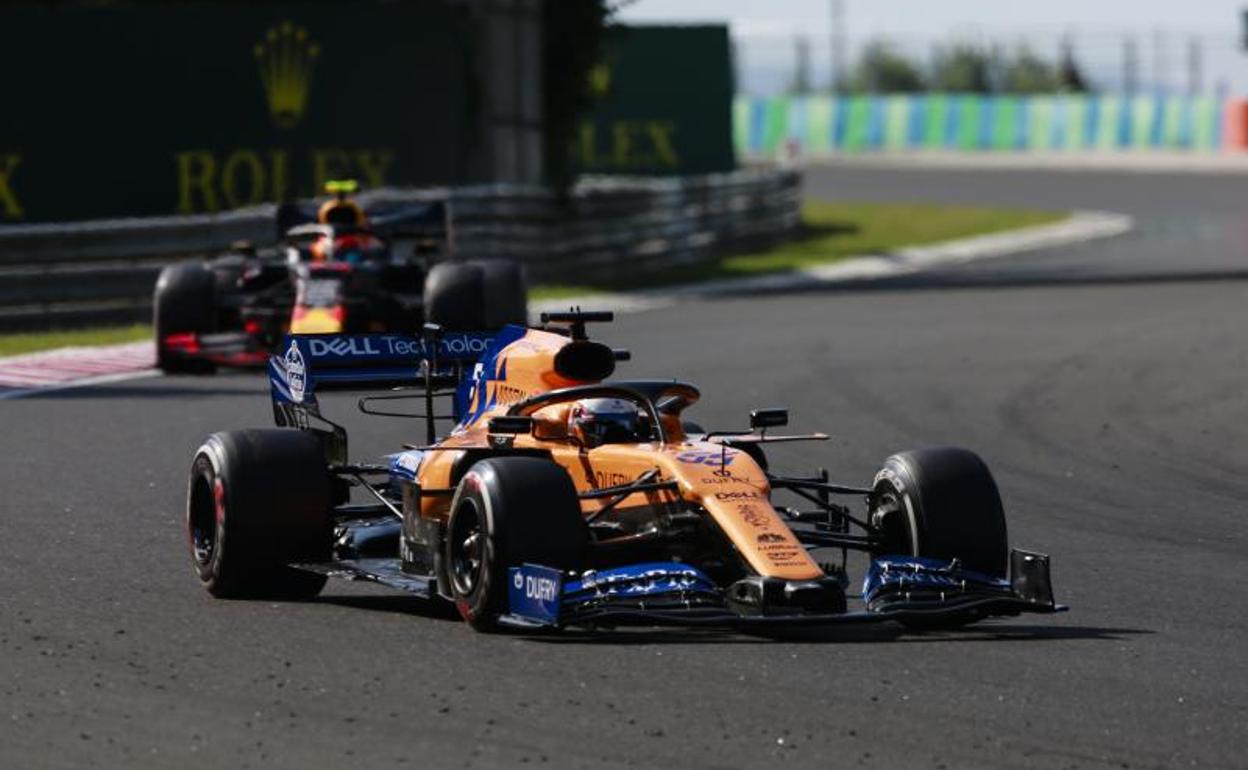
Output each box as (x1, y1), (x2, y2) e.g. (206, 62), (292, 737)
(317, 179), (367, 228)
(317, 199), (366, 228)
(567, 398), (648, 447)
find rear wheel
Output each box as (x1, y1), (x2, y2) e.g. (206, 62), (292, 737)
(154, 264), (216, 374)
(187, 430), (332, 599)
(424, 260), (527, 330)
(444, 457), (586, 631)
(868, 447), (1009, 628)
(477, 259), (528, 328)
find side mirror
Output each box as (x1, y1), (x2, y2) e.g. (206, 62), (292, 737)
(488, 416), (533, 435)
(487, 415), (533, 449)
(749, 408), (788, 430)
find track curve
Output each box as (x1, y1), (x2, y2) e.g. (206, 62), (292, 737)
(2, 168), (1245, 769)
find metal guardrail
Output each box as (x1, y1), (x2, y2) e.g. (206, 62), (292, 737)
(0, 169), (800, 330)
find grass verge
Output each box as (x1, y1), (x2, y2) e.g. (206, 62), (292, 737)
(0, 324), (151, 357)
(530, 200), (1063, 299)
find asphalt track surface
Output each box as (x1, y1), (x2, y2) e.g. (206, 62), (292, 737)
(2, 167), (1246, 769)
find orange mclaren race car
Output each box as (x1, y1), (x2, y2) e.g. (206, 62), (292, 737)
(184, 312), (1062, 631)
(153, 180), (525, 373)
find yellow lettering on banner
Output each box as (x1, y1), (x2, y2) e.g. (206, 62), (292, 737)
(268, 149), (290, 203)
(611, 122), (635, 167)
(575, 122), (602, 167)
(574, 121), (681, 170)
(175, 151), (218, 213)
(221, 150), (266, 208)
(174, 147), (400, 212)
(646, 121), (679, 167)
(0, 154), (24, 219)
(355, 149), (395, 189)
(312, 149), (351, 194)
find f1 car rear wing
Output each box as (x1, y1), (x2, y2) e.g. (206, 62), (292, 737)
(269, 331), (494, 407)
(276, 199), (453, 254)
(269, 327), (510, 458)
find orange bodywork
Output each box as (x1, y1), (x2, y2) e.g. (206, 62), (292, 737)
(290, 306), (343, 334)
(414, 328), (824, 581)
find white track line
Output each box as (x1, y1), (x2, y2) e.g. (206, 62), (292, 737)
(0, 368), (159, 400)
(531, 209), (1134, 316)
(0, 340), (157, 398)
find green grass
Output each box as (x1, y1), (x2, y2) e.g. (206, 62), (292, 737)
(0, 324), (150, 357)
(533, 200), (1063, 296)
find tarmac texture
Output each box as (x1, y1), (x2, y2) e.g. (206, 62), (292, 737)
(1, 167), (1244, 769)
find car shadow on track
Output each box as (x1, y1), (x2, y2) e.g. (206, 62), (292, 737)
(525, 623), (1150, 646)
(310, 593), (1150, 645)
(314, 593), (463, 621)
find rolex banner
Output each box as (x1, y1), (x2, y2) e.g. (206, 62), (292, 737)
(0, 2), (470, 223)
(572, 26), (736, 176)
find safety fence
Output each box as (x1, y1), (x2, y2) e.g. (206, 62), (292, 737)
(734, 94), (1248, 156)
(0, 169), (800, 330)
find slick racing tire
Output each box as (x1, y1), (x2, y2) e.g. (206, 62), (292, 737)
(187, 430), (332, 599)
(424, 260), (528, 330)
(868, 447), (1009, 630)
(153, 263), (216, 374)
(444, 457), (586, 631)
(477, 259), (528, 329)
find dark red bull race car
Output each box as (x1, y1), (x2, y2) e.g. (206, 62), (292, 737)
(153, 180), (526, 373)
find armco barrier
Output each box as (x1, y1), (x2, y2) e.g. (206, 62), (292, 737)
(0, 169), (800, 330)
(734, 94), (1248, 156)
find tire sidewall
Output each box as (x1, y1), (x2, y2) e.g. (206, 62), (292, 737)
(443, 457), (585, 631)
(445, 468), (502, 629)
(871, 460), (923, 557)
(187, 436), (236, 594)
(186, 430), (331, 599)
(871, 448), (1008, 577)
(154, 264), (217, 373)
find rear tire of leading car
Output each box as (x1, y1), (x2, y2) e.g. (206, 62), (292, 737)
(424, 260), (527, 330)
(868, 447), (1010, 630)
(477, 259), (528, 328)
(154, 264), (217, 374)
(444, 457), (586, 631)
(187, 430), (332, 599)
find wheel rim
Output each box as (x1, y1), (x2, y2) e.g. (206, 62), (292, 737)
(188, 472), (220, 567)
(869, 482), (914, 557)
(448, 498), (485, 596)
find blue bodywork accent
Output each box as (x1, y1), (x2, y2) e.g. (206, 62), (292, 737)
(506, 562), (720, 627)
(862, 555), (1008, 606)
(270, 338), (315, 406)
(563, 562), (719, 602)
(269, 332), (499, 408)
(454, 324), (528, 426)
(508, 564), (564, 625)
(386, 450), (425, 482)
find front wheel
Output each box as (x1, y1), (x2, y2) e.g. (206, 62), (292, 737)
(869, 447), (1009, 575)
(444, 457), (586, 631)
(868, 447), (1009, 629)
(187, 430), (332, 599)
